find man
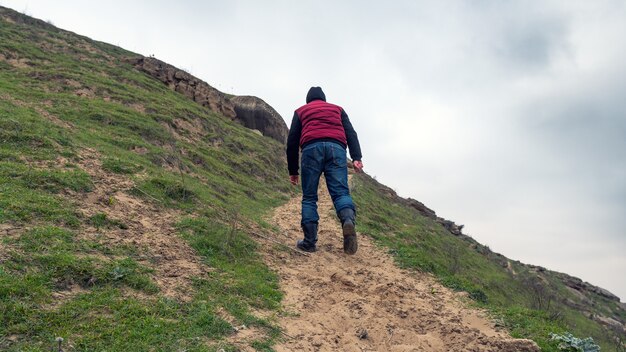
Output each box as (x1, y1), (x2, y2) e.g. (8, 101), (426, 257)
(286, 86), (364, 254)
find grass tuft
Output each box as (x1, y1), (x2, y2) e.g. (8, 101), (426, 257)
(88, 213), (128, 230)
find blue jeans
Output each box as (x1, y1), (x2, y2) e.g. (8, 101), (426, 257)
(300, 141), (355, 225)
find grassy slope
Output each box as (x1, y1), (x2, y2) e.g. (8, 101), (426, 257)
(1, 7), (289, 351)
(351, 173), (625, 351)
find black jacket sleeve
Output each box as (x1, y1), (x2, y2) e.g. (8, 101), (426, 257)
(341, 109), (362, 161)
(286, 112), (302, 175)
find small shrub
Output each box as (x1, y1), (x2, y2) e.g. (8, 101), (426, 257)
(469, 289), (488, 304)
(550, 332), (601, 352)
(88, 213), (128, 229)
(103, 258), (158, 293)
(89, 213), (108, 229)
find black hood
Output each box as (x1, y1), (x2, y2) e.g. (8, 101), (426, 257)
(306, 87), (326, 103)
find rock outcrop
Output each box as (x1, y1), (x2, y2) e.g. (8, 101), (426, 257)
(555, 271), (621, 302)
(129, 57), (236, 119)
(127, 56), (288, 143)
(230, 96), (288, 143)
(363, 174), (466, 237)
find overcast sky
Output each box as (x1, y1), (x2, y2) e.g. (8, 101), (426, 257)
(3, 0), (625, 301)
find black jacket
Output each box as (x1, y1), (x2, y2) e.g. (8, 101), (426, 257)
(286, 87), (362, 175)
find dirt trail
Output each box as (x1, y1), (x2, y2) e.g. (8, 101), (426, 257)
(266, 179), (538, 352)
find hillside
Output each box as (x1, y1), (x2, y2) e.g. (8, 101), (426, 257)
(352, 174), (625, 350)
(1, 6), (624, 351)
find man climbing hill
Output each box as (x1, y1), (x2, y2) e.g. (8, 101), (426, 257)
(286, 86), (364, 254)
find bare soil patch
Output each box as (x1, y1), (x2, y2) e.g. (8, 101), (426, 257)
(72, 148), (210, 300)
(7, 57), (31, 68)
(74, 87), (95, 98)
(128, 103), (146, 113)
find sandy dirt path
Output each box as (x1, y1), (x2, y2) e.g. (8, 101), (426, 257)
(266, 179), (539, 352)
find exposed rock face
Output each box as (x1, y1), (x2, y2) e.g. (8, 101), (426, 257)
(369, 178), (466, 237)
(127, 56), (288, 143)
(405, 197), (437, 218)
(129, 57), (236, 119)
(230, 96), (288, 143)
(556, 272), (621, 302)
(406, 198), (465, 236)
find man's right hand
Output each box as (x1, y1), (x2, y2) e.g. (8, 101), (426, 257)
(290, 175), (299, 185)
(353, 160), (364, 173)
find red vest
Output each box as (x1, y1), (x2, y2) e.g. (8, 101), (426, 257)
(296, 100), (347, 147)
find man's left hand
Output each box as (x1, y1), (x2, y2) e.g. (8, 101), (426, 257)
(290, 175), (299, 185)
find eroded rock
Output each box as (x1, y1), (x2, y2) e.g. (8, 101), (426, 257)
(230, 95), (288, 143)
(127, 56), (288, 143)
(129, 56), (236, 119)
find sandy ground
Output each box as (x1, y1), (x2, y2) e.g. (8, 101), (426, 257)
(265, 179), (539, 352)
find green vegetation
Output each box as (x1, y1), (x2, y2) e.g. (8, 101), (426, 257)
(102, 157), (143, 174)
(550, 332), (601, 352)
(178, 217), (282, 345)
(88, 213), (128, 230)
(1, 7), (288, 351)
(0, 161), (83, 226)
(352, 173), (624, 351)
